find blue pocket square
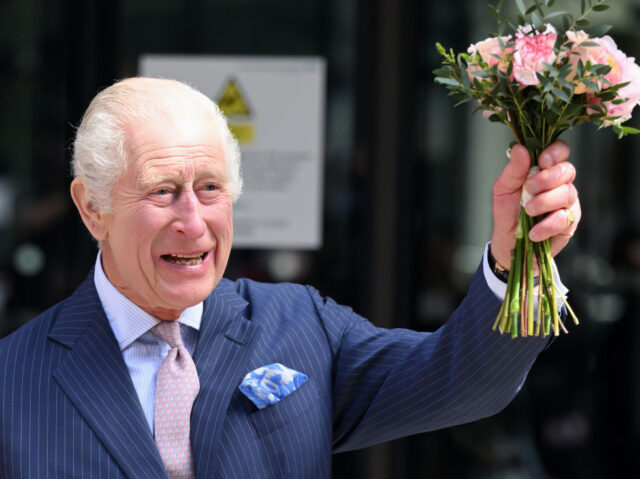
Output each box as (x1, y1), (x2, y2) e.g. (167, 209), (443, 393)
(239, 363), (308, 409)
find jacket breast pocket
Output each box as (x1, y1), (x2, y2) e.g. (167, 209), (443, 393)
(249, 379), (319, 438)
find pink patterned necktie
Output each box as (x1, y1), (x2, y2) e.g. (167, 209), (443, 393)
(152, 320), (200, 479)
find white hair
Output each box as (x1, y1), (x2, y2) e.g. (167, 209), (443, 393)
(72, 77), (242, 212)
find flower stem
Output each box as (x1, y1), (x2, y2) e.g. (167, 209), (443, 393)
(526, 221), (535, 336)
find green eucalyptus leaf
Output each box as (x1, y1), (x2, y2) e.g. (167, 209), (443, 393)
(435, 77), (460, 86)
(576, 19), (591, 27)
(558, 79), (574, 91)
(564, 103), (582, 117)
(545, 11), (567, 20)
(552, 87), (571, 103)
(525, 5), (538, 15)
(588, 24), (612, 37)
(592, 4), (610, 12)
(547, 0), (555, 6)
(515, 0), (527, 15)
(558, 62), (573, 76)
(544, 63), (559, 77)
(592, 64), (612, 75)
(532, 12), (543, 29)
(457, 55), (467, 71)
(612, 81), (631, 90)
(432, 67), (453, 77)
(545, 93), (554, 109)
(454, 98), (473, 107)
(488, 4), (501, 22)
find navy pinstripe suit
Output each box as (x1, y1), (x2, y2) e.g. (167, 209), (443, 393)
(0, 264), (550, 478)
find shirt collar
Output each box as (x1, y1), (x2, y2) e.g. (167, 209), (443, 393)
(93, 251), (203, 351)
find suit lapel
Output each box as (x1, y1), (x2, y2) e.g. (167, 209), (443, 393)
(191, 279), (260, 478)
(49, 275), (167, 479)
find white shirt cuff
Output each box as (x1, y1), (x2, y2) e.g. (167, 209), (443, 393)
(482, 242), (569, 302)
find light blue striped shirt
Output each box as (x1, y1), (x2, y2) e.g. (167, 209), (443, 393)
(93, 252), (202, 433)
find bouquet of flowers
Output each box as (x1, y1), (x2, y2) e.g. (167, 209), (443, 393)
(434, 0), (640, 337)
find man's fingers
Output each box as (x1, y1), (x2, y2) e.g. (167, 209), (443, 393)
(524, 161), (576, 195)
(538, 140), (570, 169)
(529, 202), (581, 243)
(524, 183), (578, 217)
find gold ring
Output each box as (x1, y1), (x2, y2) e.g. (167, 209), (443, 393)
(565, 208), (576, 228)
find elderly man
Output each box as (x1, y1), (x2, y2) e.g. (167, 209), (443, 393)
(0, 78), (580, 478)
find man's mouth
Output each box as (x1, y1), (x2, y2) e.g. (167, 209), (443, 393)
(161, 252), (207, 266)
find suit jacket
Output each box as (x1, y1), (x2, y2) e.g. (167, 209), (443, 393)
(0, 265), (550, 478)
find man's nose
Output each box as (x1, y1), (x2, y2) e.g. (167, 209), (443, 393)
(171, 190), (207, 238)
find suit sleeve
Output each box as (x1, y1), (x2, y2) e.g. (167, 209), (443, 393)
(307, 263), (552, 453)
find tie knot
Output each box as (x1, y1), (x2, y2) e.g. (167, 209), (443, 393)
(151, 320), (183, 348)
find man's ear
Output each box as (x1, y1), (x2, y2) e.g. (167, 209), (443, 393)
(70, 178), (108, 240)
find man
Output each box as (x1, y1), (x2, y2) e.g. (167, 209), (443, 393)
(0, 78), (580, 478)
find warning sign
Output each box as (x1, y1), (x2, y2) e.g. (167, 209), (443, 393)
(216, 78), (251, 117)
(139, 55), (326, 249)
(215, 78), (254, 144)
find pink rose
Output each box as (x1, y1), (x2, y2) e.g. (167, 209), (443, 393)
(467, 35), (511, 71)
(511, 24), (557, 86)
(467, 35), (512, 78)
(604, 59), (640, 122)
(566, 31), (640, 122)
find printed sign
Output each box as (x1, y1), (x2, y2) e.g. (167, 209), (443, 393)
(139, 55), (326, 249)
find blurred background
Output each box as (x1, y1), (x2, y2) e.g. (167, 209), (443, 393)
(1, 0), (639, 477)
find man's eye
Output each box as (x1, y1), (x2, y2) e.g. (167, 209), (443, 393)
(203, 184), (217, 192)
(155, 188), (170, 195)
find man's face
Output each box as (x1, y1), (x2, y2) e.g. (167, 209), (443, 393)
(98, 110), (233, 320)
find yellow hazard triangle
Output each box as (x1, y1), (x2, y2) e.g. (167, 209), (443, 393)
(216, 79), (251, 117)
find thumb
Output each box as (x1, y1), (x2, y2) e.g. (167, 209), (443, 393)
(491, 145), (531, 267)
(494, 144), (530, 196)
